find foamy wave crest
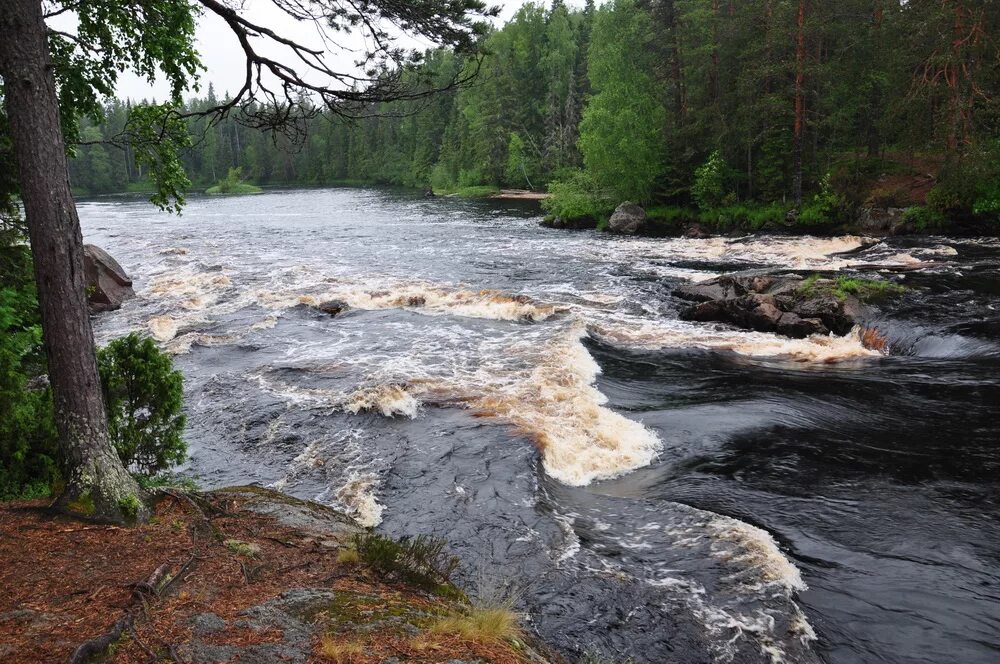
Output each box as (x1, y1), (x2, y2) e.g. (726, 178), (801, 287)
(652, 504), (817, 663)
(592, 317), (880, 363)
(270, 428), (385, 528)
(344, 383), (421, 418)
(258, 280), (558, 322)
(466, 323), (662, 485)
(707, 515), (806, 594)
(592, 234), (872, 271)
(148, 271), (233, 311)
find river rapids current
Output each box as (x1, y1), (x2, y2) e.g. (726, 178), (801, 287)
(80, 188), (1000, 664)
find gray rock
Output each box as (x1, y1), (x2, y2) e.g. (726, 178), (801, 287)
(675, 273), (866, 338)
(857, 206), (908, 236)
(83, 244), (134, 313)
(608, 202), (647, 235)
(209, 486), (361, 543)
(189, 612), (226, 636)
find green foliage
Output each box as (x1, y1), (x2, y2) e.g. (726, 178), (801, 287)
(831, 277), (905, 301)
(799, 274), (905, 302)
(0, 245), (59, 500)
(135, 473), (199, 492)
(578, 0), (665, 204)
(691, 151), (732, 210)
(542, 168), (612, 220)
(98, 333), (186, 476)
(797, 174), (844, 226)
(206, 167), (263, 195)
(354, 532), (461, 594)
(903, 205), (949, 232)
(57, 0), (1000, 232)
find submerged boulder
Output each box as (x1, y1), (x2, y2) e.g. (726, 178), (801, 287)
(608, 202), (647, 235)
(83, 244), (134, 314)
(674, 274), (866, 339)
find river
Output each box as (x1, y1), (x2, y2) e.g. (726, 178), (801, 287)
(78, 187), (1000, 664)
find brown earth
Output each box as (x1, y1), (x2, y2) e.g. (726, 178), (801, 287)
(0, 487), (555, 664)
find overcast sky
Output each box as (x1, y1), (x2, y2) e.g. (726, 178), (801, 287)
(111, 1), (587, 101)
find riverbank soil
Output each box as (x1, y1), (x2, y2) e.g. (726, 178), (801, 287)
(0, 488), (548, 663)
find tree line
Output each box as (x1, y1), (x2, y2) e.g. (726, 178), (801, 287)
(72, 0), (999, 225)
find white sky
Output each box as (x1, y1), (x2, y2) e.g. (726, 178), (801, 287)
(111, 1), (588, 102)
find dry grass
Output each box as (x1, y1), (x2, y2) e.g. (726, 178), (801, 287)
(336, 546), (361, 564)
(427, 606), (521, 645)
(319, 635), (365, 663)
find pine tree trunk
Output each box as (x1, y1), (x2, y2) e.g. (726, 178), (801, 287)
(0, 0), (146, 523)
(792, 0), (806, 207)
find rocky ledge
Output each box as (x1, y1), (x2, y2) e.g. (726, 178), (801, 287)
(0, 486), (558, 664)
(674, 274), (876, 339)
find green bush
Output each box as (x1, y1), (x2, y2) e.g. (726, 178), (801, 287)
(797, 173), (845, 226)
(928, 144), (1000, 220)
(903, 205), (949, 232)
(542, 168), (614, 221)
(2, 241), (188, 498)
(691, 150), (733, 210)
(99, 333), (187, 476)
(354, 532), (461, 594)
(0, 245), (59, 500)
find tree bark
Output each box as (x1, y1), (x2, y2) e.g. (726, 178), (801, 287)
(0, 0), (146, 523)
(792, 0), (806, 207)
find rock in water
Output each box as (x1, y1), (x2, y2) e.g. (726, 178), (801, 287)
(316, 300), (350, 317)
(675, 274), (865, 339)
(83, 244), (134, 314)
(608, 202), (647, 235)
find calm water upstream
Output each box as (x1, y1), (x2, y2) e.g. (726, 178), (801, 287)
(79, 188), (1000, 664)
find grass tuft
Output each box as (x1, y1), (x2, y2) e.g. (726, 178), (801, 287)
(224, 539), (261, 558)
(427, 606), (520, 645)
(319, 635), (364, 663)
(354, 532), (460, 594)
(798, 274), (906, 302)
(336, 546), (361, 565)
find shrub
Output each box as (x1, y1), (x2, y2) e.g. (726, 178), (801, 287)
(746, 202), (788, 229)
(2, 242), (188, 499)
(99, 333), (187, 476)
(798, 173), (845, 226)
(354, 532), (460, 593)
(691, 150), (733, 210)
(0, 245), (59, 500)
(542, 168), (614, 221)
(903, 205), (948, 232)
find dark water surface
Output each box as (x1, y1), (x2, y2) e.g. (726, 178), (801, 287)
(80, 188), (1000, 664)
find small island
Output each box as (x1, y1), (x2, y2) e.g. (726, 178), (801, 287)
(206, 167), (263, 195)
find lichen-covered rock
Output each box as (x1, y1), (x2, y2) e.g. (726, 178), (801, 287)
(83, 244), (134, 313)
(675, 274), (865, 339)
(608, 202), (647, 235)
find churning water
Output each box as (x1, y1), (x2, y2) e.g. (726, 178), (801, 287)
(79, 188), (1000, 664)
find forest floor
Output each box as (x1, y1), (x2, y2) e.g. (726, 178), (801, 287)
(0, 487), (554, 664)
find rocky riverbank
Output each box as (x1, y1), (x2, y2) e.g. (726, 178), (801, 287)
(541, 201), (997, 238)
(0, 487), (558, 664)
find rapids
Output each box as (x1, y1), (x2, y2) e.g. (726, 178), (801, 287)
(80, 188), (1000, 664)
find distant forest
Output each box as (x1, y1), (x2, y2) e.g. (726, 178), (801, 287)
(70, 0), (999, 224)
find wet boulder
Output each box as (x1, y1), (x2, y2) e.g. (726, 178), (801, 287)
(608, 202), (647, 235)
(315, 300), (350, 317)
(675, 274), (864, 339)
(83, 244), (134, 314)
